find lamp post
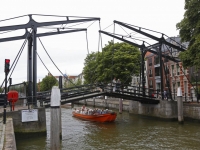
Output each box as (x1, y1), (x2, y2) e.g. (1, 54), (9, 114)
(194, 72), (199, 103)
(172, 80), (175, 100)
(172, 76), (176, 101)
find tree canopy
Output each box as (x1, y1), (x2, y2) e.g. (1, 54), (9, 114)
(40, 75), (58, 91)
(83, 41), (141, 85)
(176, 0), (200, 68)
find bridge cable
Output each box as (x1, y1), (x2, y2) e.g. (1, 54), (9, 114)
(0, 15), (28, 22)
(36, 52), (53, 75)
(38, 37), (76, 86)
(102, 23), (114, 31)
(0, 29), (32, 92)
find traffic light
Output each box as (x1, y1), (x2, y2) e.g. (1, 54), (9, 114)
(4, 59), (10, 73)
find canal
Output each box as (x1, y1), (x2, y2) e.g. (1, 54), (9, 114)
(16, 105), (200, 150)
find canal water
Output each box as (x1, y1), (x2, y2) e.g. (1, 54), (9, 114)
(16, 106), (200, 150)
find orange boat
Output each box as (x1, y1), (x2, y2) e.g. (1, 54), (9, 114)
(72, 111), (117, 122)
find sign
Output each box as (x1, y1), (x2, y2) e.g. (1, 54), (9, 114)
(21, 109), (38, 122)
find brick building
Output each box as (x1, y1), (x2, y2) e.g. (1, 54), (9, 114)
(145, 36), (192, 99)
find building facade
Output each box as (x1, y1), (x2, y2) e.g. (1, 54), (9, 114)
(145, 36), (192, 99)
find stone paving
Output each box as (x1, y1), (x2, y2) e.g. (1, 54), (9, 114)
(0, 103), (27, 150)
(0, 117), (5, 150)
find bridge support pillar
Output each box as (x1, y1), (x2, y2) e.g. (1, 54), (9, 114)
(177, 87), (184, 123)
(119, 98), (123, 114)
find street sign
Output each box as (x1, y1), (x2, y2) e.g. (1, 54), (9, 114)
(21, 109), (38, 122)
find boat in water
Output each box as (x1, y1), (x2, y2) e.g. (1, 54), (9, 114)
(72, 107), (117, 122)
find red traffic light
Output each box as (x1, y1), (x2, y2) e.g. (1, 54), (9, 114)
(5, 59), (10, 73)
(5, 59), (10, 64)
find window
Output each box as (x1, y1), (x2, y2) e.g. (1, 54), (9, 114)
(155, 67), (160, 76)
(176, 64), (180, 75)
(149, 69), (152, 77)
(165, 65), (169, 74)
(149, 58), (152, 66)
(164, 54), (169, 62)
(171, 65), (174, 76)
(154, 56), (159, 64)
(177, 82), (180, 87)
(149, 80), (153, 88)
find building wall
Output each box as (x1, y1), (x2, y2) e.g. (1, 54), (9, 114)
(0, 108), (46, 133)
(145, 37), (190, 99)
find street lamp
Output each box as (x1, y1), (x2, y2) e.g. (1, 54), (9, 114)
(194, 72), (199, 103)
(172, 76), (176, 101)
(172, 80), (175, 100)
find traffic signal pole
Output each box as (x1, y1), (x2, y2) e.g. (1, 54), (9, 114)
(4, 59), (10, 124)
(3, 72), (7, 124)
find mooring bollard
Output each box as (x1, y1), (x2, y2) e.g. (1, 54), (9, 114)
(50, 86), (61, 150)
(119, 98), (123, 114)
(177, 87), (184, 123)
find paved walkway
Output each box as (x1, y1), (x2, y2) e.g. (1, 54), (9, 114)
(0, 104), (27, 150)
(0, 117), (5, 150)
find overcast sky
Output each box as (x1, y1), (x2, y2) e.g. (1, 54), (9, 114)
(0, 0), (185, 85)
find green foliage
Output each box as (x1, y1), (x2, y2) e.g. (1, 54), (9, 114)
(83, 41), (141, 85)
(0, 87), (3, 93)
(176, 0), (200, 68)
(63, 78), (82, 88)
(40, 75), (58, 91)
(83, 52), (99, 84)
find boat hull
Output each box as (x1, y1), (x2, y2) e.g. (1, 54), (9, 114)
(72, 112), (117, 122)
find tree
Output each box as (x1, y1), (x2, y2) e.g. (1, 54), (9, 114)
(83, 41), (141, 85)
(40, 75), (58, 91)
(176, 0), (200, 68)
(83, 52), (99, 84)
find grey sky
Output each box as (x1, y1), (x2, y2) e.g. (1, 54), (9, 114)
(0, 0), (185, 85)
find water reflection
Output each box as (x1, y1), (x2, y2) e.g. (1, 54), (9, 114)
(16, 106), (200, 150)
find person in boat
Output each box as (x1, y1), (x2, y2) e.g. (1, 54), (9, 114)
(82, 105), (86, 111)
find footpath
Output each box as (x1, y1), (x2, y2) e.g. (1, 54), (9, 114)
(0, 117), (16, 150)
(0, 105), (27, 150)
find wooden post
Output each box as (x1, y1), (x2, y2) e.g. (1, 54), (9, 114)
(105, 96), (108, 109)
(177, 87), (184, 123)
(50, 86), (61, 150)
(93, 97), (95, 107)
(119, 98), (123, 114)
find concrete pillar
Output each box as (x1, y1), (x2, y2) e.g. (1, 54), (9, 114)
(119, 98), (123, 114)
(177, 87), (184, 123)
(50, 86), (61, 150)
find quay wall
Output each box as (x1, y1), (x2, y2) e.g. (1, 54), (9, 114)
(75, 98), (200, 120)
(0, 108), (46, 133)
